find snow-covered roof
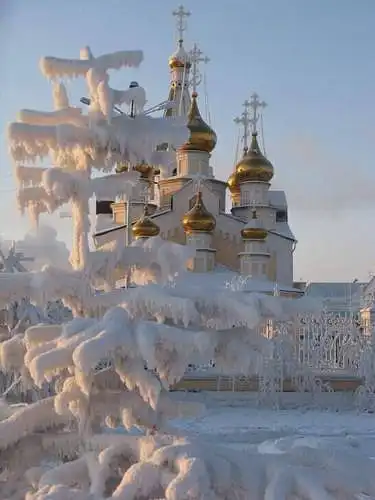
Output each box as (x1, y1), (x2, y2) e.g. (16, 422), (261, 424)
(304, 282), (365, 300)
(272, 221), (296, 241)
(269, 190), (287, 208)
(362, 275), (375, 295)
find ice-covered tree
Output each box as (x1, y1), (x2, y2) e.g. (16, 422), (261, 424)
(0, 45), (372, 500)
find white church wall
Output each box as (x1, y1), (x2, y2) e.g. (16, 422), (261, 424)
(267, 232), (294, 286)
(205, 179), (227, 212)
(215, 213), (243, 240)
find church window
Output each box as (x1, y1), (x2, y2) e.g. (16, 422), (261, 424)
(242, 190), (250, 205)
(96, 200), (113, 215)
(276, 210), (288, 222)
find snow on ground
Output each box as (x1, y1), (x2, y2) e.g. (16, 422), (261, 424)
(170, 391), (375, 458)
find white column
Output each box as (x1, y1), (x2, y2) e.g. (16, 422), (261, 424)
(177, 150), (211, 177)
(239, 239), (270, 278)
(186, 232), (216, 272)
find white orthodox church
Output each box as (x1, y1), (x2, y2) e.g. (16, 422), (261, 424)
(94, 6), (300, 297)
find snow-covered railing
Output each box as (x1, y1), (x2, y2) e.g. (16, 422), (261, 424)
(185, 310), (369, 379)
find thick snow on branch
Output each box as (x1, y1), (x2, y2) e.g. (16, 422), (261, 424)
(13, 284), (320, 410)
(8, 122), (57, 161)
(19, 434), (375, 500)
(9, 114), (187, 167)
(92, 71), (147, 122)
(91, 171), (140, 201)
(130, 236), (196, 285)
(15, 165), (47, 188)
(108, 113), (188, 165)
(16, 83), (84, 129)
(0, 266), (90, 313)
(17, 108), (84, 127)
(52, 82), (69, 110)
(0, 397), (68, 451)
(40, 48), (143, 79)
(15, 169), (139, 224)
(8, 45), (188, 172)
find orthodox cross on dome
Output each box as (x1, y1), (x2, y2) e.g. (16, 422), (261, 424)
(190, 43), (209, 94)
(192, 174), (205, 195)
(234, 99), (251, 152)
(192, 174), (204, 193)
(249, 92), (267, 134)
(250, 199), (257, 214)
(173, 5), (191, 42)
(140, 184), (150, 205)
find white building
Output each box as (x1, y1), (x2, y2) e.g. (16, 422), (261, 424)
(303, 282), (365, 317)
(94, 6), (300, 297)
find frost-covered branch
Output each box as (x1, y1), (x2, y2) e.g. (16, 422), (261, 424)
(40, 48), (143, 79)
(5, 40), (362, 500)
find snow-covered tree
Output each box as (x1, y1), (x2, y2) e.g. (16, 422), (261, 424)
(0, 45), (372, 500)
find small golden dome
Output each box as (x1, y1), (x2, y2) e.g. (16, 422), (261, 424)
(241, 209), (268, 240)
(182, 191), (216, 234)
(169, 40), (192, 69)
(235, 133), (274, 183)
(116, 162), (157, 180)
(134, 162), (154, 179)
(179, 93), (217, 154)
(132, 206), (160, 239)
(115, 162), (128, 173)
(227, 171), (240, 193)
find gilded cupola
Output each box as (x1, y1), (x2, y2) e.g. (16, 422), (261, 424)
(132, 205), (160, 239)
(241, 209), (268, 240)
(179, 92), (217, 154)
(169, 39), (191, 69)
(235, 132), (274, 183)
(182, 191), (216, 234)
(227, 171), (240, 194)
(116, 162), (159, 180)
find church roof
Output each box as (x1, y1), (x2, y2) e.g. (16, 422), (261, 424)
(268, 190), (288, 208)
(270, 222), (296, 242)
(304, 282), (365, 301)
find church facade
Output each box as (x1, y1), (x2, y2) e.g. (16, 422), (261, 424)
(94, 6), (299, 296)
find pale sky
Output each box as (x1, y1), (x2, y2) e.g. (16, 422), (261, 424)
(1, 0), (374, 282)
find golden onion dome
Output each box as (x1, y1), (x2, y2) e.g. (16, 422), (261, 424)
(169, 40), (191, 69)
(115, 162), (157, 180)
(132, 206), (160, 239)
(241, 209), (268, 240)
(179, 92), (217, 154)
(227, 171), (240, 193)
(182, 191), (216, 234)
(133, 162), (154, 179)
(115, 162), (129, 173)
(235, 133), (274, 183)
